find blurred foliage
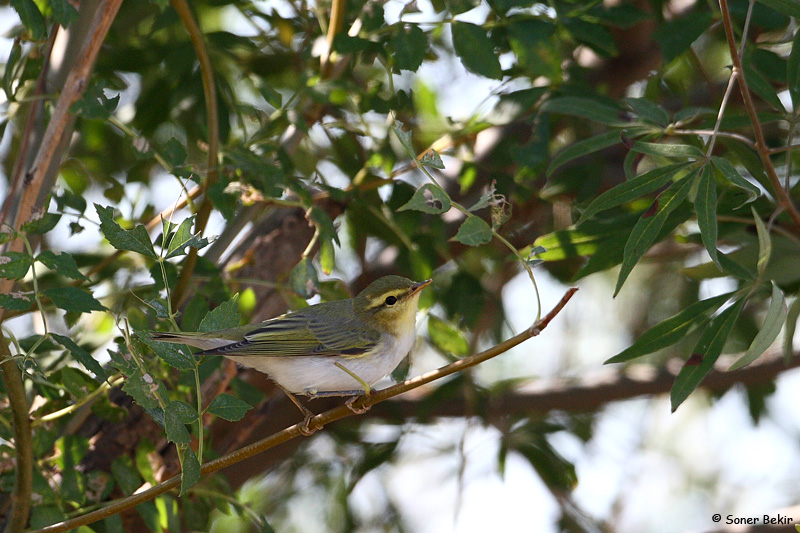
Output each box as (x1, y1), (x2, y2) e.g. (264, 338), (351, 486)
(0, 0), (799, 530)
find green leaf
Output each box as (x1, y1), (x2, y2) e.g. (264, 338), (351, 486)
(547, 131), (621, 176)
(22, 213), (61, 235)
(44, 287), (106, 313)
(428, 315), (469, 357)
(419, 149), (445, 169)
(0, 252), (32, 280)
(140, 335), (196, 370)
(163, 138), (187, 167)
(756, 0), (800, 17)
(179, 446), (201, 496)
(308, 206), (340, 245)
(711, 156), (760, 207)
(36, 251), (89, 281)
(390, 24), (427, 72)
(788, 29), (800, 108)
(198, 295), (241, 332)
(51, 334), (108, 379)
(70, 85), (119, 119)
(96, 204), (158, 259)
(630, 141), (704, 159)
(563, 17), (617, 57)
(48, 0), (78, 27)
(0, 292), (34, 311)
(752, 208), (771, 277)
(743, 63), (784, 111)
(653, 10), (712, 64)
(120, 371), (161, 410)
(615, 170), (698, 296)
(694, 164), (720, 268)
(392, 125), (415, 157)
(729, 284), (786, 370)
(578, 162), (691, 224)
(541, 96), (625, 126)
(164, 402), (191, 445)
(165, 217), (210, 259)
(452, 216), (492, 246)
(169, 400), (199, 424)
(670, 298), (746, 411)
(289, 258), (319, 299)
(398, 183), (452, 214)
(451, 22), (503, 79)
(12, 0), (46, 39)
(605, 292), (732, 363)
(319, 237), (336, 275)
(624, 97), (670, 127)
(4, 39), (21, 102)
(783, 292), (800, 363)
(718, 252), (756, 281)
(206, 393), (252, 422)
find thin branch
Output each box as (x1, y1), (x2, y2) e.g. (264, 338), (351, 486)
(169, 0), (220, 309)
(32, 288), (577, 533)
(717, 0), (800, 229)
(0, 333), (32, 533)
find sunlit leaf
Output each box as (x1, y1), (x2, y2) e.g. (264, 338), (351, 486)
(452, 216), (492, 246)
(451, 22), (503, 79)
(729, 283), (786, 370)
(398, 183), (452, 214)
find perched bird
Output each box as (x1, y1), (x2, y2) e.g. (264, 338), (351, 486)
(151, 276), (431, 401)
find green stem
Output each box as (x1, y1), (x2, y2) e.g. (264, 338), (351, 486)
(33, 374), (124, 427)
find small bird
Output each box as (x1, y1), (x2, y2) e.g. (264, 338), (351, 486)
(151, 276), (431, 403)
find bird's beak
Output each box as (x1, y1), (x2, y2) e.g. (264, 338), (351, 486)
(409, 279), (432, 297)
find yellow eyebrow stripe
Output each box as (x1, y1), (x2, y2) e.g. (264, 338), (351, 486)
(365, 289), (408, 309)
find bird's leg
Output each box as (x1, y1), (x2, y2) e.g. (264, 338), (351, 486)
(273, 382), (318, 436)
(333, 362), (372, 414)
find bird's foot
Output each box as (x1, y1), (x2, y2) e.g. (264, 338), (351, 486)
(299, 414), (318, 436)
(346, 395), (370, 414)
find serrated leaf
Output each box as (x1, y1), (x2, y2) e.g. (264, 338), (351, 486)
(729, 284), (786, 370)
(140, 335), (196, 370)
(670, 298), (746, 412)
(36, 251), (89, 281)
(44, 287), (106, 313)
(11, 0), (46, 39)
(198, 295), (241, 332)
(419, 149), (445, 169)
(120, 371), (161, 410)
(22, 213), (61, 234)
(0, 252), (32, 280)
(392, 126), (415, 157)
(51, 333), (108, 379)
(165, 217), (210, 259)
(398, 183), (452, 214)
(170, 401), (199, 424)
(578, 162), (690, 224)
(541, 96), (625, 126)
(630, 141), (704, 159)
(547, 131), (621, 176)
(390, 24), (427, 72)
(694, 164), (720, 268)
(451, 22), (502, 79)
(605, 292), (732, 364)
(452, 216), (492, 246)
(96, 204), (158, 259)
(164, 402), (191, 445)
(752, 207), (771, 277)
(0, 292), (34, 310)
(179, 446), (201, 496)
(206, 393), (252, 422)
(711, 156), (760, 207)
(428, 315), (469, 357)
(615, 170), (699, 295)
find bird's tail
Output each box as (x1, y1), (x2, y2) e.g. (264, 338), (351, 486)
(147, 331), (231, 351)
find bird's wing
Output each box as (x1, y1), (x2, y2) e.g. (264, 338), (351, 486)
(199, 302), (380, 358)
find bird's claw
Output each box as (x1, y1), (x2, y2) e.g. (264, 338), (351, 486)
(346, 396), (370, 414)
(299, 415), (318, 436)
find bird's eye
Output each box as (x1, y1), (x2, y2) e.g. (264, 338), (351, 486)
(384, 296), (397, 306)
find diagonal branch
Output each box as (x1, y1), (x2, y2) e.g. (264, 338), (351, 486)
(32, 289), (577, 533)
